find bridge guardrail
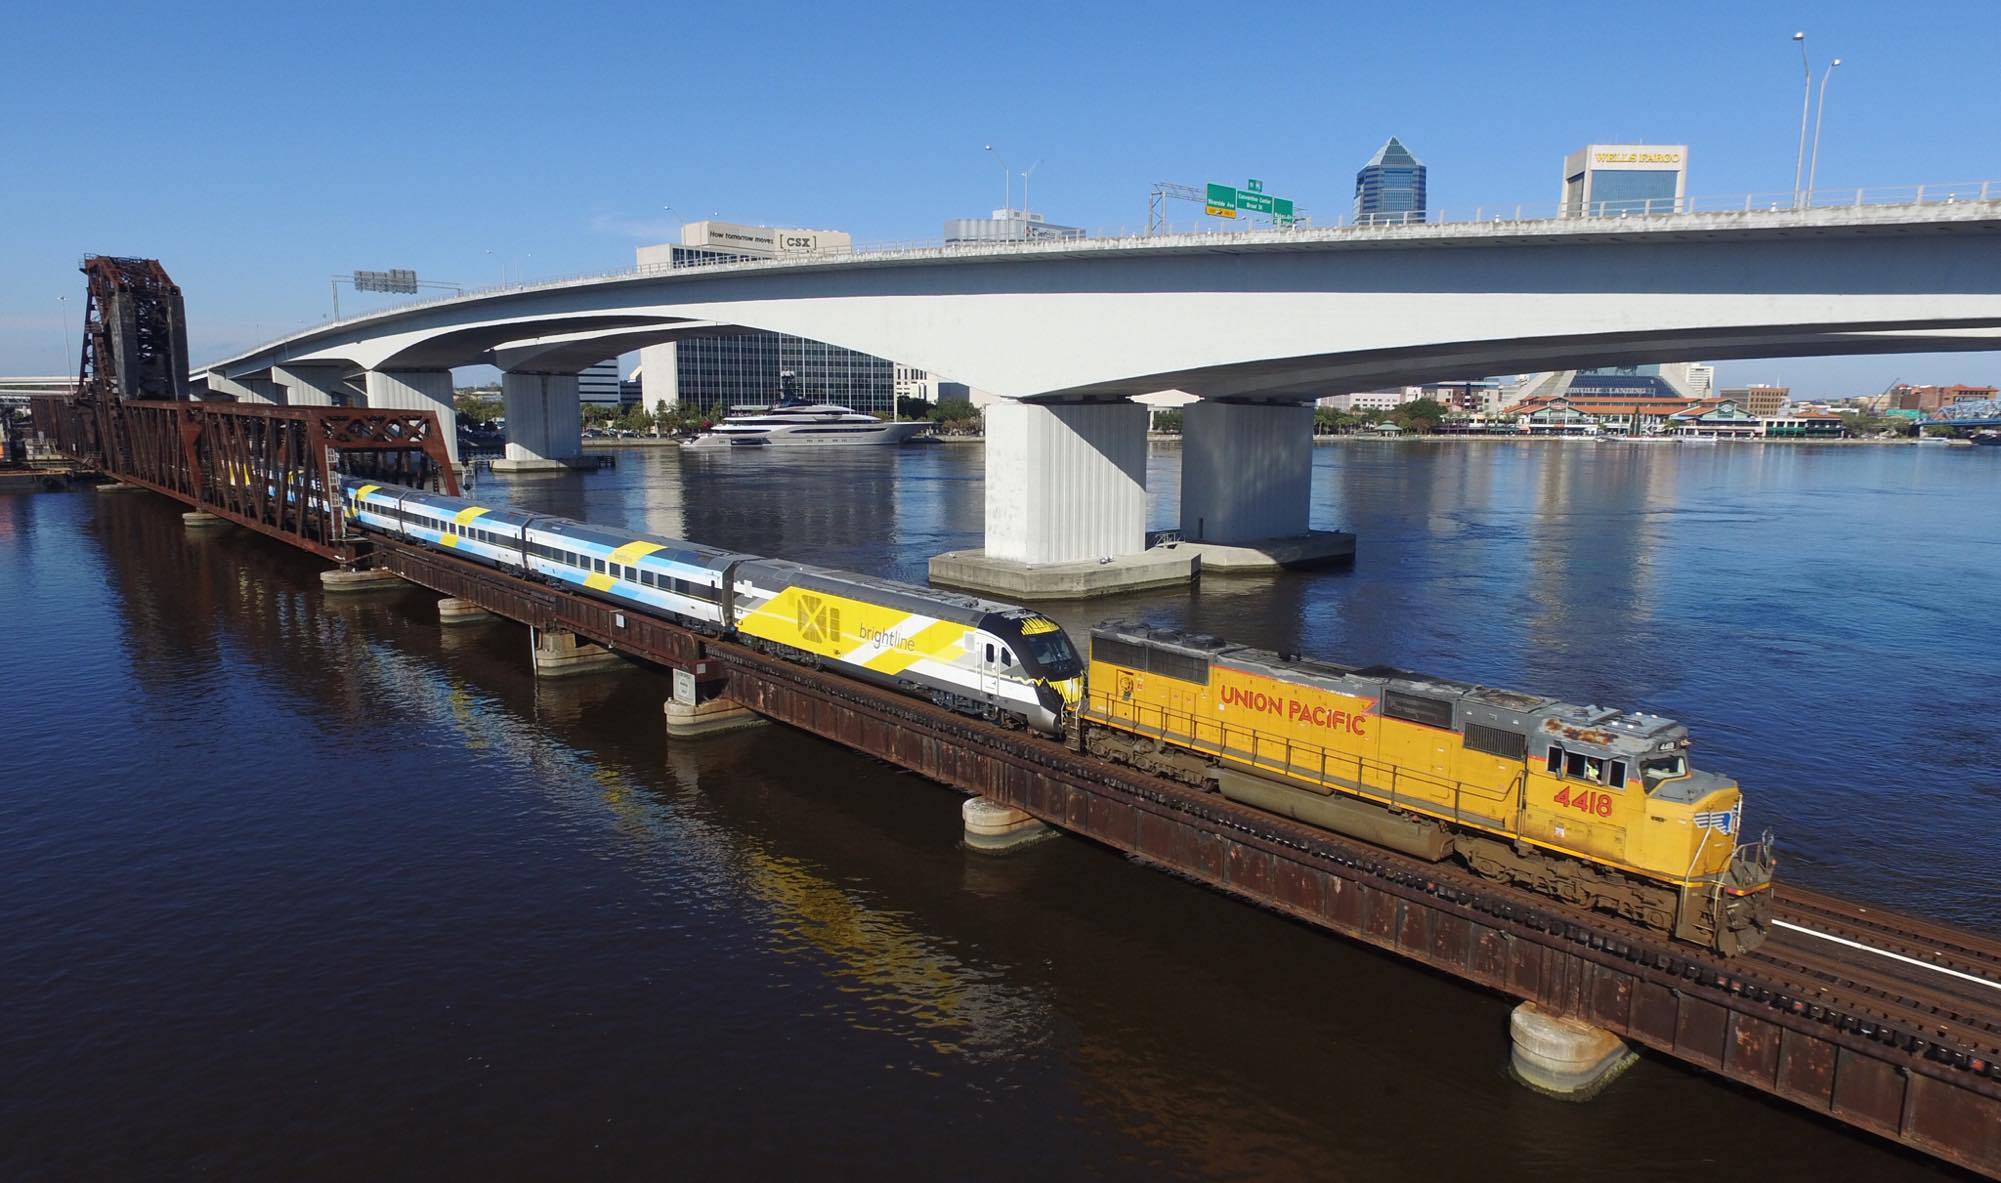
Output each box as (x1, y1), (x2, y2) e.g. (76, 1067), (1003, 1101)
(203, 179), (2001, 370)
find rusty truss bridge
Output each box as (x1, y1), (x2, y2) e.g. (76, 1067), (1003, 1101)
(41, 258), (2001, 1178)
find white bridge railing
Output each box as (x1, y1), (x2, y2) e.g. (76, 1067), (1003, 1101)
(207, 180), (2001, 368)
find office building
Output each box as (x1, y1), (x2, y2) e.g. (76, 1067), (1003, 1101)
(943, 209), (1085, 244)
(635, 222), (894, 417)
(1353, 138), (1426, 224)
(1562, 144), (1688, 217)
(1723, 385), (1790, 418)
(577, 361), (622, 406)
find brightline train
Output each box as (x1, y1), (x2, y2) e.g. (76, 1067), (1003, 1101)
(338, 477), (1774, 954)
(339, 479), (1084, 735)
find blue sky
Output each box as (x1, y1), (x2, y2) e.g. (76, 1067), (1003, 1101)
(4, 0), (1996, 396)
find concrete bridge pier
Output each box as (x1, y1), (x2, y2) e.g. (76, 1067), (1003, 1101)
(365, 370), (460, 464)
(1508, 1002), (1637, 1098)
(271, 364), (351, 407)
(530, 627), (624, 676)
(496, 371), (584, 473)
(931, 400), (1194, 598)
(207, 373), (282, 405)
(1179, 401), (1354, 571)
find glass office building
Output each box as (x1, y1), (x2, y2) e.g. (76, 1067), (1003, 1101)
(1562, 145), (1688, 217)
(636, 239), (895, 417)
(1354, 137), (1427, 224)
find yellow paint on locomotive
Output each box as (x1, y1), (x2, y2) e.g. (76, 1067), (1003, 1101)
(1088, 654), (1744, 889)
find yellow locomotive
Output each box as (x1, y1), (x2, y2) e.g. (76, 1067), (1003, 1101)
(1080, 623), (1776, 955)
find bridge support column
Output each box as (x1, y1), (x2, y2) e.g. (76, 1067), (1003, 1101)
(1508, 1002), (1637, 1099)
(365, 369), (459, 464)
(437, 597), (493, 625)
(930, 401), (1194, 598)
(531, 627), (624, 677)
(962, 796), (1052, 852)
(1178, 401), (1354, 571)
(496, 371), (584, 472)
(207, 373), (282, 405)
(271, 364), (353, 408)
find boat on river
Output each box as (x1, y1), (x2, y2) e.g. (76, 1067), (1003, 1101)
(681, 400), (931, 449)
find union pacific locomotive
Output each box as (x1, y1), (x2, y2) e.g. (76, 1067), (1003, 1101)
(1080, 622), (1777, 955)
(339, 477), (1774, 954)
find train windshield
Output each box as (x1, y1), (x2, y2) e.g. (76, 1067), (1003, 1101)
(1024, 631), (1082, 679)
(1641, 754), (1688, 788)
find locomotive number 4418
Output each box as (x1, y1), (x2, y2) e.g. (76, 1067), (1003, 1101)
(1552, 787), (1614, 818)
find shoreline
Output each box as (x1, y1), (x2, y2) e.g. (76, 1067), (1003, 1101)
(580, 433), (1972, 450)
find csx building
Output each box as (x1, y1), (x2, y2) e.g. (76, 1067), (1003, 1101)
(637, 222), (896, 417)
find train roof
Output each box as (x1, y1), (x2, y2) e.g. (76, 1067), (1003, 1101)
(1090, 621), (1689, 758)
(532, 516), (757, 566)
(740, 559), (1027, 627)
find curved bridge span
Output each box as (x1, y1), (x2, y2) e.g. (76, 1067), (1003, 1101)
(200, 199), (2001, 565)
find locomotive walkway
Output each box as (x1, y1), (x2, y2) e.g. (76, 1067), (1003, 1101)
(43, 320), (2001, 1174)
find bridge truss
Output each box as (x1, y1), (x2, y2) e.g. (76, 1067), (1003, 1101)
(54, 256), (458, 560)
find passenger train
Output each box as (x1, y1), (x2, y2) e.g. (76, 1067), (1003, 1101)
(339, 479), (1084, 736)
(338, 477), (1775, 954)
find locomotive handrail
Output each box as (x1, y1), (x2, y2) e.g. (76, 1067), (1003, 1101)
(1085, 690), (1516, 824)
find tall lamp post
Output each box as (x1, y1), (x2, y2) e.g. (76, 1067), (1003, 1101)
(984, 145), (1010, 214)
(1792, 32), (1812, 207)
(58, 295), (70, 382)
(1807, 58), (1843, 200)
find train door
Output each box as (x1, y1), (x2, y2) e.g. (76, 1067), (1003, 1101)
(979, 637), (1002, 702)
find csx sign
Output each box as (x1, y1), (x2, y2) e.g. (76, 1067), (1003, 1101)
(780, 235), (819, 252)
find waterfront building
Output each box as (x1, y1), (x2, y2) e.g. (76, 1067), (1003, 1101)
(635, 225), (896, 417)
(1872, 382), (1999, 412)
(1354, 138), (1426, 224)
(1561, 144), (1688, 217)
(1723, 385), (1790, 418)
(577, 361), (622, 407)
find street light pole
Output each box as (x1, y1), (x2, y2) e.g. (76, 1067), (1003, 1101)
(58, 295), (70, 381)
(984, 145), (1010, 213)
(1792, 31), (1811, 207)
(1807, 58), (1843, 200)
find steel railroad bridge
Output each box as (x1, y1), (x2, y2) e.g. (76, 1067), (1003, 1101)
(48, 257), (2001, 1178)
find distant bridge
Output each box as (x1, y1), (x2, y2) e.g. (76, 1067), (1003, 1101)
(191, 188), (2001, 566)
(1919, 398), (2001, 428)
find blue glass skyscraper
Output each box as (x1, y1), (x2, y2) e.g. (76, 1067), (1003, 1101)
(1354, 137), (1426, 224)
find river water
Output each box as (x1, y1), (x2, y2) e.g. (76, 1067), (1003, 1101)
(3, 440), (1994, 1179)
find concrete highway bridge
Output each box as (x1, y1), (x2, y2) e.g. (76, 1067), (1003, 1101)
(195, 192), (2001, 580)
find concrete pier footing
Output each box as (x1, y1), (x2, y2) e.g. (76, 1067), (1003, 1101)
(436, 597), (495, 625)
(1175, 530), (1357, 572)
(531, 629), (625, 677)
(929, 546), (1197, 599)
(663, 697), (767, 738)
(320, 567), (403, 593)
(182, 511), (229, 528)
(962, 796), (1053, 852)
(1508, 1002), (1638, 1099)
(94, 482), (143, 494)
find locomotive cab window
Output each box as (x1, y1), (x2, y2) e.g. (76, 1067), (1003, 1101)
(1546, 746), (1564, 774)
(1641, 754), (1688, 789)
(1001, 649), (1013, 668)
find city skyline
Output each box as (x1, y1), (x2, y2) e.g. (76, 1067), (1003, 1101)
(3, 0), (1997, 396)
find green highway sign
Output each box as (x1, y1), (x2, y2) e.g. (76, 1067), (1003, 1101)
(1204, 179), (1296, 224)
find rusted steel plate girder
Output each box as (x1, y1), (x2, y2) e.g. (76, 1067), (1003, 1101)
(69, 397), (457, 561)
(362, 537), (2001, 1177)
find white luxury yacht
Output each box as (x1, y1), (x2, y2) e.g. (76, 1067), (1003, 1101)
(681, 400), (932, 449)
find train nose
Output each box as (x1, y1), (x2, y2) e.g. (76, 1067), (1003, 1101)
(1054, 677), (1083, 707)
